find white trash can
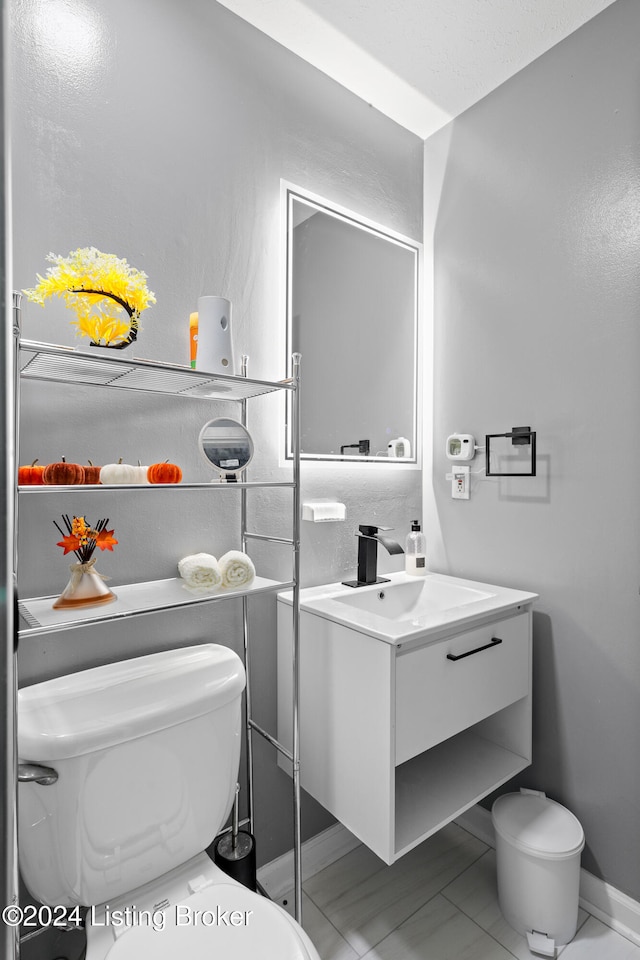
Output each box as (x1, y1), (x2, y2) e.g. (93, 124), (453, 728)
(492, 789), (585, 957)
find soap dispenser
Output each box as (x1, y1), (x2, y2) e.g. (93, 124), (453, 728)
(405, 521), (426, 576)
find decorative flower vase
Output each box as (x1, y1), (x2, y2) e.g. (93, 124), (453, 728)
(89, 337), (136, 352)
(88, 327), (137, 351)
(88, 309), (140, 351)
(52, 558), (116, 609)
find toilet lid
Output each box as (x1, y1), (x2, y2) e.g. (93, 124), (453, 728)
(105, 882), (316, 960)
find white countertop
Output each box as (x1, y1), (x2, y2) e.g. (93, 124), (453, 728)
(279, 571), (537, 645)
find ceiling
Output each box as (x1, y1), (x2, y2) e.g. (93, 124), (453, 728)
(216, 0), (618, 138)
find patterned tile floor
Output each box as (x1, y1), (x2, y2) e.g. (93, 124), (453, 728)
(267, 823), (640, 960)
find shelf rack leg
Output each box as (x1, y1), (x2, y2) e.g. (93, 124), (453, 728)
(242, 593), (254, 829)
(291, 352), (302, 924)
(239, 352), (303, 926)
(239, 358), (256, 839)
(2, 292), (21, 960)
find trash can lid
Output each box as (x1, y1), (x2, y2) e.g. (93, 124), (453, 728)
(491, 791), (585, 860)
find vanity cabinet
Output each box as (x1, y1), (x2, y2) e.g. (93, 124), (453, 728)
(277, 595), (533, 865)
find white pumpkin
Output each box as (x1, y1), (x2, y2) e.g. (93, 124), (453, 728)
(99, 458), (139, 485)
(133, 460), (149, 484)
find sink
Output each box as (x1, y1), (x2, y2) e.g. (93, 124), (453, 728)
(335, 577), (493, 621)
(282, 572), (536, 644)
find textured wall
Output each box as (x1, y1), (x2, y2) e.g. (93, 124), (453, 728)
(10, 0), (422, 913)
(423, 0), (640, 900)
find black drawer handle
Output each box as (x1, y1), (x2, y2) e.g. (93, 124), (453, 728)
(446, 637), (502, 661)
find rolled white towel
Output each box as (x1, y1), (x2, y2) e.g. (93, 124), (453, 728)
(178, 553), (222, 591)
(218, 550), (256, 589)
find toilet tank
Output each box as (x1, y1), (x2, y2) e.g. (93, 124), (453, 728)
(18, 644), (245, 908)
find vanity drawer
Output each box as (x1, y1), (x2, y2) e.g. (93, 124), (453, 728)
(395, 613), (530, 765)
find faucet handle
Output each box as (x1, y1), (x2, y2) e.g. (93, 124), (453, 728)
(358, 524), (393, 537)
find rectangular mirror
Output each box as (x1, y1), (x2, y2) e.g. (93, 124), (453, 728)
(284, 184), (421, 463)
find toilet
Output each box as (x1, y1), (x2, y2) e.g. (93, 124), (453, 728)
(17, 644), (319, 959)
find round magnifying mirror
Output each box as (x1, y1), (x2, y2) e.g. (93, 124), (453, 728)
(198, 418), (254, 481)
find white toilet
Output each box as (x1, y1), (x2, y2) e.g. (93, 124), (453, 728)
(18, 644), (320, 959)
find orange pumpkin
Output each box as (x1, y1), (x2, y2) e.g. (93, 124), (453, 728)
(18, 459), (45, 485)
(84, 460), (102, 485)
(43, 457), (85, 485)
(147, 460), (183, 484)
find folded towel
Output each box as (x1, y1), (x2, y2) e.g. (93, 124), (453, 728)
(178, 553), (222, 591)
(218, 550), (256, 589)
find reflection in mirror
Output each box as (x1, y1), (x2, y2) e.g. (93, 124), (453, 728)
(198, 418), (254, 481)
(284, 184), (420, 463)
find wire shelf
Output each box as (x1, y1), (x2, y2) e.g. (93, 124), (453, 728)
(19, 340), (294, 402)
(18, 481), (295, 493)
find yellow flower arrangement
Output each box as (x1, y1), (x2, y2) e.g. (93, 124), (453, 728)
(23, 247), (156, 348)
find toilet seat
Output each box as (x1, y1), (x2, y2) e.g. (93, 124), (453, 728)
(85, 854), (318, 960)
(103, 883), (314, 959)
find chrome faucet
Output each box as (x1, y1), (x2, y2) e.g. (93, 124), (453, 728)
(342, 524), (404, 588)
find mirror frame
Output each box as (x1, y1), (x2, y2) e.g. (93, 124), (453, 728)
(198, 417), (254, 479)
(283, 182), (421, 464)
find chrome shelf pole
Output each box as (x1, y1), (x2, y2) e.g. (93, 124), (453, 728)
(291, 352), (302, 922)
(242, 352), (303, 924)
(2, 292), (21, 960)
(239, 356), (255, 839)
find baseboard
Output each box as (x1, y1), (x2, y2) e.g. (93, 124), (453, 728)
(455, 805), (640, 948)
(576, 870), (640, 947)
(257, 822), (361, 901)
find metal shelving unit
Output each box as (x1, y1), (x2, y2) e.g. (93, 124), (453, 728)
(10, 312), (304, 924)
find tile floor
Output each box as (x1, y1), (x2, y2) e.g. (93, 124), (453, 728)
(267, 823), (640, 960)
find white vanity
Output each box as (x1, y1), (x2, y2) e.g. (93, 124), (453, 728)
(277, 572), (537, 865)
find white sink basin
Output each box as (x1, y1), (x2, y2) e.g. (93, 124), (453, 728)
(335, 577), (493, 621)
(281, 572), (537, 644)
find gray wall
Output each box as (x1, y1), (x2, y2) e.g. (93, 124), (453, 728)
(10, 0), (422, 913)
(424, 0), (640, 900)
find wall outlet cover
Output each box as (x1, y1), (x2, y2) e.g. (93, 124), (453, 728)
(452, 465), (470, 499)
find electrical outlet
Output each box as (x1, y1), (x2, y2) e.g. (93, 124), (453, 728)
(451, 465), (470, 499)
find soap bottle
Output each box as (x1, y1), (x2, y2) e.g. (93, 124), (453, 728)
(405, 520), (426, 576)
